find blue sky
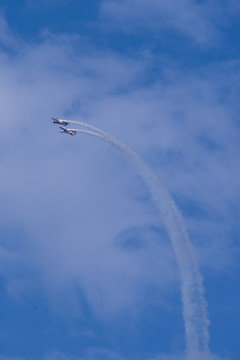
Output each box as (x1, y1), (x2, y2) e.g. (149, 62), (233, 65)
(0, 0), (240, 359)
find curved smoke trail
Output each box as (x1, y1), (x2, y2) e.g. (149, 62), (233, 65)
(60, 119), (210, 358)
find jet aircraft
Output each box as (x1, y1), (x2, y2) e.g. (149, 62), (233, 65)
(52, 117), (69, 126)
(59, 126), (77, 136)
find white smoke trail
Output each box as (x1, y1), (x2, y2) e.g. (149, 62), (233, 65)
(60, 120), (210, 359)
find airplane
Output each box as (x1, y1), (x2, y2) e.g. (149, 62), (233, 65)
(59, 126), (77, 136)
(51, 117), (69, 126)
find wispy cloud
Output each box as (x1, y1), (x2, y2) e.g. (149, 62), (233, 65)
(1, 29), (239, 311)
(101, 0), (240, 45)
(0, 350), (229, 360)
(0, 12), (19, 49)
(0, 11), (239, 359)
(100, 0), (218, 44)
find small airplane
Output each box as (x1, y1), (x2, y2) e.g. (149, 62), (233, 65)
(51, 117), (69, 126)
(59, 126), (77, 136)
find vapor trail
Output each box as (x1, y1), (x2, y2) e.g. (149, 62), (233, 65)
(62, 120), (210, 358)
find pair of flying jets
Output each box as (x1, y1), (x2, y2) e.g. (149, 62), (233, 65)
(51, 117), (77, 136)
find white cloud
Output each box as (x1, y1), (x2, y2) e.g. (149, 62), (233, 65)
(1, 33), (239, 305)
(0, 13), (239, 358)
(0, 350), (228, 360)
(0, 351), (125, 360)
(101, 0), (219, 44)
(0, 12), (20, 49)
(147, 353), (229, 360)
(0, 32), (178, 320)
(101, 0), (240, 45)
